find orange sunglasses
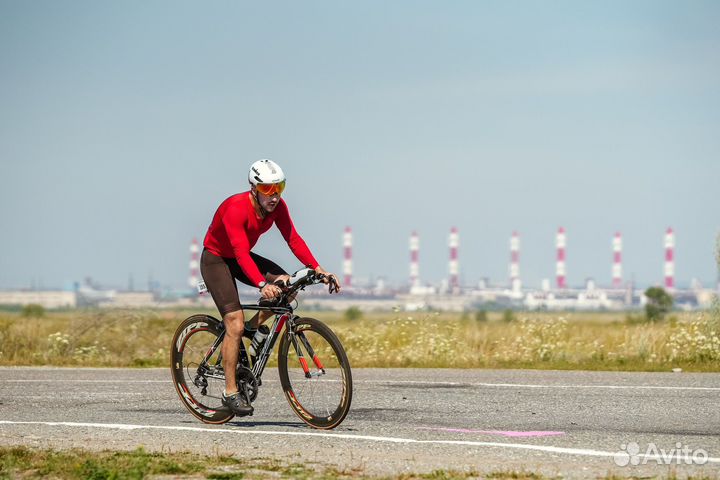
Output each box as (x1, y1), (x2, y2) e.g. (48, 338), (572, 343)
(255, 180), (286, 196)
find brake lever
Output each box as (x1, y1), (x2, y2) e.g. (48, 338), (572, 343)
(328, 277), (339, 294)
(311, 273), (338, 293)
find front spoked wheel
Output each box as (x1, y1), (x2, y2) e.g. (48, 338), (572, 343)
(278, 317), (352, 429)
(171, 314), (235, 424)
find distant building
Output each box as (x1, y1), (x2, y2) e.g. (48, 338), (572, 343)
(98, 292), (157, 308)
(0, 291), (76, 309)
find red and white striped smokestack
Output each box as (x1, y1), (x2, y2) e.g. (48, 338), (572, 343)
(510, 231), (520, 286)
(343, 226), (352, 288)
(556, 227), (566, 289)
(612, 232), (623, 288)
(664, 227), (675, 290)
(189, 237), (199, 289)
(449, 227), (459, 290)
(409, 231), (419, 288)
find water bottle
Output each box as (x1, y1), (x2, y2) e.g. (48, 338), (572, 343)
(248, 324), (270, 361)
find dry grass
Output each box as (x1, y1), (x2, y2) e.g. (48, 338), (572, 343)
(0, 308), (718, 371)
(0, 309), (172, 367)
(0, 445), (346, 479)
(0, 445), (715, 479)
(322, 310), (720, 371)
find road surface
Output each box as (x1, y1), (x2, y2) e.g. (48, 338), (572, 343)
(1, 367), (718, 478)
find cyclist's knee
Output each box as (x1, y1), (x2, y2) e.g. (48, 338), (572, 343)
(223, 310), (245, 336)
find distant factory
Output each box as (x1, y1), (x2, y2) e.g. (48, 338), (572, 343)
(1, 228), (717, 312)
(312, 225), (717, 312)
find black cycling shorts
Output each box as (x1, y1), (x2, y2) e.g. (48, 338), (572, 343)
(200, 248), (287, 318)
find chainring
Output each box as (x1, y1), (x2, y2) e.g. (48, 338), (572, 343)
(235, 365), (259, 403)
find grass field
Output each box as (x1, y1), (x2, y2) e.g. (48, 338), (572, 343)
(0, 445), (347, 480)
(1, 446), (715, 479)
(0, 307), (718, 371)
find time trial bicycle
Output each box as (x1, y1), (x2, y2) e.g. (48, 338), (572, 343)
(170, 268), (352, 429)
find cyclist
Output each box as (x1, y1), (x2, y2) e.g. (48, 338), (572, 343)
(200, 159), (340, 416)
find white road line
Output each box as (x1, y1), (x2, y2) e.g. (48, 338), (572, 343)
(1, 380), (170, 383)
(0, 379), (278, 384)
(2, 378), (719, 391)
(367, 380), (720, 391)
(16, 394), (144, 400)
(1, 420), (718, 464)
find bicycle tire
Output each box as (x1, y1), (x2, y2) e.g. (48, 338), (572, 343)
(278, 317), (352, 429)
(170, 314), (235, 424)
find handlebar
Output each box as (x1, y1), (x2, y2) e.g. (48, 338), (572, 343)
(257, 268), (339, 308)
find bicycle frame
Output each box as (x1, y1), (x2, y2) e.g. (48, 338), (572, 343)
(194, 303), (317, 385)
(246, 306), (292, 379)
(193, 270), (339, 389)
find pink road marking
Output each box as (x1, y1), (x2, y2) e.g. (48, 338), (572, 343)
(419, 427), (564, 437)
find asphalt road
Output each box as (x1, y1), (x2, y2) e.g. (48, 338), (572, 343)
(1, 367), (719, 478)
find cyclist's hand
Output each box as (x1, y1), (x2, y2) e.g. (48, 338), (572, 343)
(260, 283), (282, 299)
(273, 274), (291, 286)
(315, 266), (341, 293)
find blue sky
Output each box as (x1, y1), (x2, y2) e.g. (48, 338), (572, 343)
(1, 1), (718, 290)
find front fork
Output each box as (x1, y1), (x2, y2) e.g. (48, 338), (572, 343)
(287, 319), (326, 379)
(254, 313), (326, 379)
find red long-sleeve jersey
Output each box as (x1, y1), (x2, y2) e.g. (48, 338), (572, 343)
(203, 192), (319, 287)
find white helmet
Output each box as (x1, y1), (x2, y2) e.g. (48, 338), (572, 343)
(248, 159), (285, 185)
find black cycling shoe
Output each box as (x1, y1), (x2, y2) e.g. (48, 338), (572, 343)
(222, 391), (254, 416)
